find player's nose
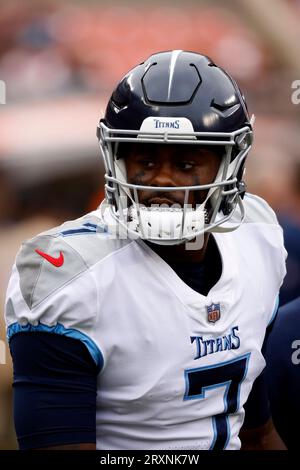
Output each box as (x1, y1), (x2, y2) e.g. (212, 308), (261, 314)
(150, 161), (177, 187)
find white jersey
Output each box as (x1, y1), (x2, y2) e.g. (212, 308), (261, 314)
(5, 194), (286, 450)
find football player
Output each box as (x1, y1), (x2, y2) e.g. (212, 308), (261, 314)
(5, 51), (286, 450)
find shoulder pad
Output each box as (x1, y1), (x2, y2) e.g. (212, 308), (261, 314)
(16, 212), (131, 310)
(243, 193), (279, 225)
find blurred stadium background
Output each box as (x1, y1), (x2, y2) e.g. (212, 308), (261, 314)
(0, 0), (300, 449)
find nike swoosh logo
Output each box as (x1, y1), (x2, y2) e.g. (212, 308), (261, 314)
(35, 249), (64, 267)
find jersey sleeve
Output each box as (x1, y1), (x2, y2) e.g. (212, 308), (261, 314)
(10, 331), (98, 449)
(5, 232), (103, 370)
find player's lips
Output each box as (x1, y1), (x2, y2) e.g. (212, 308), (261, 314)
(147, 197), (182, 207)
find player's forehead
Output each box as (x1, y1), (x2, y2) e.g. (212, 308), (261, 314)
(120, 142), (223, 160)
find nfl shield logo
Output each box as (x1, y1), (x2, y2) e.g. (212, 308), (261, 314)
(206, 303), (221, 323)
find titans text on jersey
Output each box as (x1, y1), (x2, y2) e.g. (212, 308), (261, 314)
(191, 326), (240, 360)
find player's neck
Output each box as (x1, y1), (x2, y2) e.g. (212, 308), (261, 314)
(145, 234), (210, 264)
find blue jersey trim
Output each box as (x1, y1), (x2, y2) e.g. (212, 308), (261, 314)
(61, 228), (97, 236)
(82, 222), (98, 229)
(7, 321), (103, 372)
(268, 294), (279, 326)
(60, 222), (107, 237)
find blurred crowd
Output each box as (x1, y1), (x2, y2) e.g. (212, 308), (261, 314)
(0, 0), (300, 449)
(0, 1), (276, 99)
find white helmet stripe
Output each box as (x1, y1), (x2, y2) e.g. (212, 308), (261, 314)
(168, 50), (183, 100)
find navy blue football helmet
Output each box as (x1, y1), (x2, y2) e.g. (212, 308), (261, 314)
(97, 50), (253, 245)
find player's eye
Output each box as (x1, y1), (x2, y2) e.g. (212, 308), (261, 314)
(140, 159), (156, 168)
(177, 161), (194, 170)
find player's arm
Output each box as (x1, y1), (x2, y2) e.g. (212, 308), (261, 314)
(10, 332), (98, 450)
(240, 314), (286, 450)
(240, 417), (286, 450)
(239, 369), (286, 449)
